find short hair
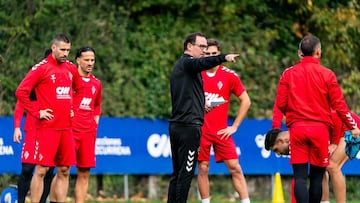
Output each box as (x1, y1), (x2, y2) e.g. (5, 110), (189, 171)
(183, 32), (206, 51)
(207, 39), (220, 50)
(51, 33), (70, 45)
(264, 128), (283, 150)
(75, 46), (96, 60)
(299, 35), (321, 56)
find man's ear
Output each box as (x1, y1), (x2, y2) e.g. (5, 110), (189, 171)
(314, 46), (321, 58)
(298, 49), (303, 58)
(187, 42), (193, 51)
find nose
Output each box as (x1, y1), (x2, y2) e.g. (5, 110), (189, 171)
(88, 60), (95, 65)
(63, 51), (70, 57)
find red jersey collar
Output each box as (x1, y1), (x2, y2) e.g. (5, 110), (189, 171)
(82, 73), (93, 78)
(300, 56), (320, 64)
(46, 54), (64, 65)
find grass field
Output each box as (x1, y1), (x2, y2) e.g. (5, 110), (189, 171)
(87, 201), (269, 203)
(86, 201), (360, 203)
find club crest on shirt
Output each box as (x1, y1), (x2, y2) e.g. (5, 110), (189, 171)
(217, 81), (223, 90)
(92, 86), (96, 95)
(50, 74), (56, 83)
(69, 72), (73, 81)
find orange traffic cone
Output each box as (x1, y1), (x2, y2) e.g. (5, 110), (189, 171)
(272, 172), (285, 203)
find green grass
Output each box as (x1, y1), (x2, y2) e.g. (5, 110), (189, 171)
(88, 200), (359, 203)
(87, 201), (360, 203)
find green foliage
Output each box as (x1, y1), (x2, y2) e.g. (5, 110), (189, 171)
(0, 174), (17, 189)
(1, 0), (359, 118)
(345, 176), (360, 200)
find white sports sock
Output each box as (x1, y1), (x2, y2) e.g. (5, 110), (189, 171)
(320, 201), (330, 203)
(240, 198), (250, 203)
(201, 198), (210, 203)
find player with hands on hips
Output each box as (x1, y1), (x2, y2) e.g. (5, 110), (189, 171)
(15, 34), (78, 203)
(198, 39), (251, 203)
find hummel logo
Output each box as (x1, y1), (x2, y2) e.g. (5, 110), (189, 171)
(50, 74), (56, 83)
(186, 150), (195, 172)
(346, 112), (358, 128)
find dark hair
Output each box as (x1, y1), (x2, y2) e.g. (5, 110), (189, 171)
(264, 128), (283, 150)
(51, 34), (70, 45)
(299, 35), (321, 56)
(75, 46), (95, 60)
(183, 32), (206, 51)
(44, 48), (52, 58)
(207, 39), (220, 50)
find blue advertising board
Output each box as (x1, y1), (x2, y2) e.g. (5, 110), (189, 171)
(1, 116), (359, 175)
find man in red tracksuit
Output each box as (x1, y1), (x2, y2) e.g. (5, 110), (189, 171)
(13, 95), (55, 203)
(72, 46), (102, 203)
(13, 49), (54, 203)
(269, 109), (360, 203)
(15, 34), (78, 203)
(273, 35), (359, 203)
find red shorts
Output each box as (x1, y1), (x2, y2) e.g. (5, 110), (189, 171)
(21, 129), (37, 164)
(73, 131), (96, 168)
(34, 128), (76, 167)
(289, 123), (330, 167)
(198, 130), (238, 162)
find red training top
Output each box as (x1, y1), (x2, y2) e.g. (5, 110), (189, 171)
(13, 101), (37, 132)
(201, 65), (246, 135)
(72, 73), (102, 132)
(15, 54), (78, 129)
(331, 111), (360, 144)
(272, 107), (360, 145)
(274, 56), (357, 130)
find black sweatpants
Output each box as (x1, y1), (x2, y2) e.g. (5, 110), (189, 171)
(167, 123), (201, 203)
(293, 163), (325, 203)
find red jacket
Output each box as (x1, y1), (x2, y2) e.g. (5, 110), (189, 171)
(15, 55), (78, 129)
(272, 107), (360, 144)
(72, 73), (102, 132)
(331, 111), (360, 144)
(13, 101), (23, 129)
(13, 101), (37, 132)
(274, 56), (357, 130)
(272, 101), (283, 129)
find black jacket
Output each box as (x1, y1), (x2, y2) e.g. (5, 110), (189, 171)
(169, 53), (227, 125)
